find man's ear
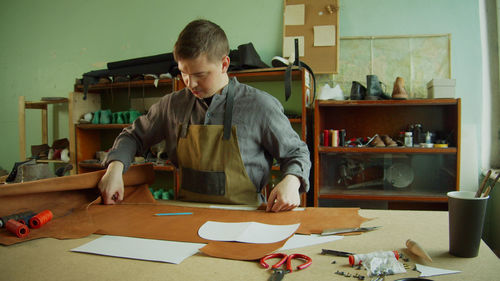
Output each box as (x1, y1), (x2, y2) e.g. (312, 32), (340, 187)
(221, 55), (230, 73)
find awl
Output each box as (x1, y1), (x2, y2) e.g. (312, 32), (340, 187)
(321, 226), (380, 236)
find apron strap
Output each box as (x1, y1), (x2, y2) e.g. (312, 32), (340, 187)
(180, 89), (196, 138)
(180, 80), (234, 140)
(223, 81), (234, 140)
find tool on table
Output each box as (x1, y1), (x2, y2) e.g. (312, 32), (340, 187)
(475, 169), (492, 197)
(154, 212), (193, 216)
(349, 251), (399, 266)
(260, 253), (312, 281)
(321, 226), (380, 236)
(0, 211), (35, 228)
(406, 239), (432, 263)
(482, 172), (499, 198)
(320, 249), (354, 257)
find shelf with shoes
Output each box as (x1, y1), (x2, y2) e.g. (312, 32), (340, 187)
(313, 98), (461, 209)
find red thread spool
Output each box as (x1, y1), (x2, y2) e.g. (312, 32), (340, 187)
(6, 219), (30, 238)
(29, 210), (53, 229)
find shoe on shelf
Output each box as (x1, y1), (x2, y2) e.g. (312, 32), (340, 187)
(367, 134), (385, 147)
(365, 75), (391, 100)
(381, 135), (398, 147)
(392, 77), (408, 100)
(350, 81), (366, 100)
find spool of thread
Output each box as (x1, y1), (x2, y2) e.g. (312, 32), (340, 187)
(17, 212), (36, 226)
(29, 210), (53, 229)
(331, 130), (339, 147)
(339, 129), (346, 147)
(6, 219), (30, 238)
(323, 130), (330, 146)
(0, 211), (36, 228)
(348, 250), (399, 265)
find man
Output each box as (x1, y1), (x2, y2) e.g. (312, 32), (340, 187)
(98, 19), (310, 212)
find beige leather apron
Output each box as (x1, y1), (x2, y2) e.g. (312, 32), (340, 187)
(176, 82), (259, 205)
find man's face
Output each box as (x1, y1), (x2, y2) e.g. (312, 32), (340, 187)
(177, 54), (229, 99)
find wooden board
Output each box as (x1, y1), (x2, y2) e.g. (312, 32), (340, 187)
(283, 0), (339, 73)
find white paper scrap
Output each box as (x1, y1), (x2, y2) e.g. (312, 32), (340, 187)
(284, 4), (305, 25)
(314, 25), (336, 46)
(198, 221), (300, 244)
(279, 234), (343, 250)
(71, 235), (206, 264)
(416, 264), (461, 277)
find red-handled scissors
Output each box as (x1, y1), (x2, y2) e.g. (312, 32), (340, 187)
(260, 253), (312, 281)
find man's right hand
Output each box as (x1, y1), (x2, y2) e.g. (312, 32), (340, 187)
(98, 161), (125, 204)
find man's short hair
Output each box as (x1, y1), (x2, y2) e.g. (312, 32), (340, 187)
(173, 19), (230, 63)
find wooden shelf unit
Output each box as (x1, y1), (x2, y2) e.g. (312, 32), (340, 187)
(313, 98), (461, 208)
(18, 96), (69, 161)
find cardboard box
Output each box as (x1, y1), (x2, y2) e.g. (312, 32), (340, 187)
(427, 78), (456, 98)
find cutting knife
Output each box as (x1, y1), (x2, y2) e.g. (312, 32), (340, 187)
(321, 226), (380, 236)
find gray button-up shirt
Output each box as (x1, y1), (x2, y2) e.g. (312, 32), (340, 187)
(105, 77), (311, 192)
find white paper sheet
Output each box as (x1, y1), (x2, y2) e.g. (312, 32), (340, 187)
(314, 25), (336, 46)
(279, 234), (343, 250)
(198, 221), (300, 244)
(71, 235), (206, 264)
(416, 264), (461, 277)
(284, 4), (305, 25)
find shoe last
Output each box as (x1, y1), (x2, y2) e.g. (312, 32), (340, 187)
(392, 77), (408, 100)
(381, 135), (398, 147)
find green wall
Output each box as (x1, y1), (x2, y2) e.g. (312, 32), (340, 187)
(0, 0), (483, 187)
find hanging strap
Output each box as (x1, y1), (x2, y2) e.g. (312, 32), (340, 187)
(223, 81), (234, 140)
(179, 90), (196, 138)
(284, 39), (316, 102)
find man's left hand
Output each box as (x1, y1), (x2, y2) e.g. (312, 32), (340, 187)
(266, 174), (301, 212)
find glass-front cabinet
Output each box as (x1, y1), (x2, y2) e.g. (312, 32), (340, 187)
(313, 99), (460, 209)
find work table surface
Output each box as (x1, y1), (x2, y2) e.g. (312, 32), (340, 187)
(1, 208), (498, 280)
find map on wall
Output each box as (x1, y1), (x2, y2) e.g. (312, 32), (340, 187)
(316, 34), (451, 99)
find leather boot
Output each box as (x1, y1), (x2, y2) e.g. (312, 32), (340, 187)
(350, 81), (366, 100)
(365, 75), (391, 100)
(392, 77), (408, 100)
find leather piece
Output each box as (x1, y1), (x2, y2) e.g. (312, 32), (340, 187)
(200, 240), (289, 260)
(0, 164), (369, 260)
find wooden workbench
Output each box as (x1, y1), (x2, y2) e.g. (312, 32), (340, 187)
(0, 208), (498, 280)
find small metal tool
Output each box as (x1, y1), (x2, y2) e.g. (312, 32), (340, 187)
(321, 249), (354, 257)
(321, 226), (380, 236)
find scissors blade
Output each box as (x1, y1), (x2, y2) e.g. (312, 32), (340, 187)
(321, 226), (380, 236)
(269, 269), (287, 281)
